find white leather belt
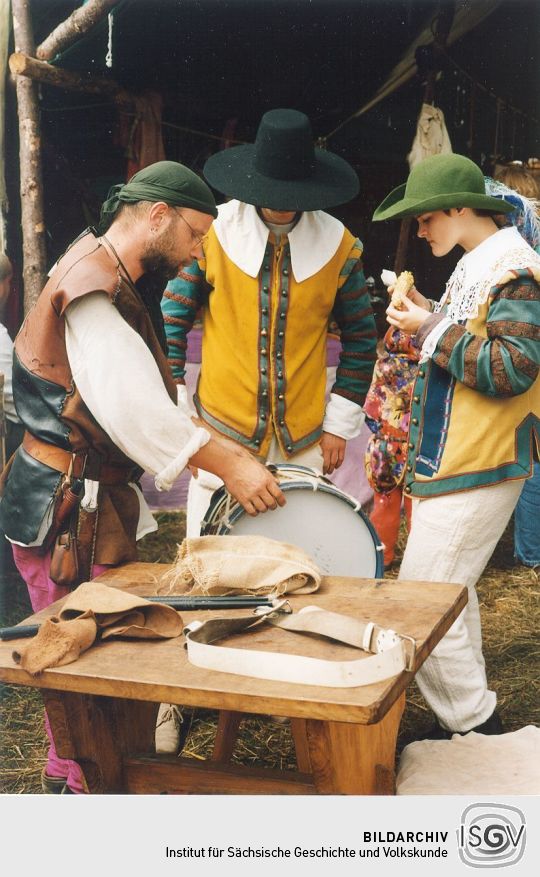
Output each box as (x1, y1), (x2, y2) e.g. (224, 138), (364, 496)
(184, 601), (416, 688)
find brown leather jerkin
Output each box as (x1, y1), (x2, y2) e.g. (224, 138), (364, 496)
(12, 230), (177, 567)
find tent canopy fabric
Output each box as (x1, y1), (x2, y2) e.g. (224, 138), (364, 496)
(30, 0), (537, 167)
(352, 0), (503, 120)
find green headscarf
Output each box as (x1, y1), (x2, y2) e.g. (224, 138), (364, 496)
(98, 160), (218, 232)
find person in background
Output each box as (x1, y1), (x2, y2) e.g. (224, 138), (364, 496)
(0, 161), (284, 794)
(492, 166), (540, 576)
(494, 164), (539, 203)
(0, 254), (24, 462)
(363, 317), (420, 569)
(0, 253), (24, 461)
(373, 153), (540, 740)
(0, 254), (24, 577)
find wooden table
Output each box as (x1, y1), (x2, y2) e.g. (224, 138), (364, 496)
(0, 563), (466, 795)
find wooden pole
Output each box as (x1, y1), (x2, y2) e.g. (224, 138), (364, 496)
(493, 98), (501, 162)
(392, 219), (412, 276)
(11, 0), (46, 313)
(37, 0), (118, 61)
(10, 52), (133, 105)
(392, 62), (438, 275)
(393, 2), (455, 275)
(468, 81), (476, 158)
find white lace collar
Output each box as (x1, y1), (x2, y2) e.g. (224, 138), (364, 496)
(462, 227), (519, 286)
(212, 200), (345, 282)
(435, 226), (540, 321)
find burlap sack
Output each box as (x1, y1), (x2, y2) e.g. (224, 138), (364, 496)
(12, 581), (183, 675)
(160, 535), (322, 597)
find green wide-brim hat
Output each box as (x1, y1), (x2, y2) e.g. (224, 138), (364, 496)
(373, 153), (515, 221)
(203, 108), (359, 211)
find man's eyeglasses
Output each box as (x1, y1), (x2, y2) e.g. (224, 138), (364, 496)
(174, 209), (206, 247)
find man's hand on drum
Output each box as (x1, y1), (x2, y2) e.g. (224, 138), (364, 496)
(190, 434), (285, 516)
(222, 453), (286, 515)
(320, 431), (346, 475)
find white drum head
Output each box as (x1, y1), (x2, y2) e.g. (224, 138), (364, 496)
(203, 467), (383, 578)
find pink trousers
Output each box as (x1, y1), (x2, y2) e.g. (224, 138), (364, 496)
(12, 544), (109, 794)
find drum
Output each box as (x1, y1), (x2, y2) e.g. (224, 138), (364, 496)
(201, 464), (384, 578)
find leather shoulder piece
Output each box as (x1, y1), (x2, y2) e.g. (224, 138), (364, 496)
(47, 232), (121, 317)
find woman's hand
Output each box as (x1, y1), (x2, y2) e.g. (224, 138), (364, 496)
(386, 294), (431, 335)
(406, 286), (432, 310)
(387, 282), (431, 311)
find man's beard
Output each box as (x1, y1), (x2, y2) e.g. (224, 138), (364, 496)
(141, 253), (177, 279)
(141, 231), (180, 279)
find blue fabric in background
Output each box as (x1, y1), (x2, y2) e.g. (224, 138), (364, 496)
(514, 461), (540, 567)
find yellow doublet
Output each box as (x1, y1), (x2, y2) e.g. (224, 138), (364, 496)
(406, 260), (540, 498)
(194, 225), (356, 457)
(436, 302), (538, 482)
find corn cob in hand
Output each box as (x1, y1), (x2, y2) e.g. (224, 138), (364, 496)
(390, 270), (415, 310)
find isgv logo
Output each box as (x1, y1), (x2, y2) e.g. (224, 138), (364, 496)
(458, 803), (526, 868)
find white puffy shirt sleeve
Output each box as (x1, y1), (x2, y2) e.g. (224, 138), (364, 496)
(323, 392), (365, 439)
(64, 293), (210, 490)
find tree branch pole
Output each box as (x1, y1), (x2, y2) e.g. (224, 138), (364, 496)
(37, 0), (118, 61)
(10, 52), (133, 105)
(11, 0), (47, 313)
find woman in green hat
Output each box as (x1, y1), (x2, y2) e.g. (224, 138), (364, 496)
(372, 153), (540, 740)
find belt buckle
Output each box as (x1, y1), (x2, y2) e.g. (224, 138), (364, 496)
(400, 634), (417, 672)
(254, 599), (292, 618)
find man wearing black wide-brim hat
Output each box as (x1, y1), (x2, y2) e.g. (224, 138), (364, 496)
(162, 108), (377, 541)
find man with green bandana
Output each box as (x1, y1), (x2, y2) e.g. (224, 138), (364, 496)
(0, 160), (284, 794)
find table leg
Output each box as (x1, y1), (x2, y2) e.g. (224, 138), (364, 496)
(212, 714), (313, 773)
(304, 693), (405, 794)
(290, 719), (312, 773)
(42, 689), (158, 793)
(212, 710), (243, 762)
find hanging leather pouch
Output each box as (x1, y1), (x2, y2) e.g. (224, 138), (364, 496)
(49, 521), (80, 589)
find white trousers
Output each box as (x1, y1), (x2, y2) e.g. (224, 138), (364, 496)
(399, 478), (524, 732)
(186, 436), (324, 537)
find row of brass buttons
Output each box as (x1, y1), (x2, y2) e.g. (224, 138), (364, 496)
(404, 366), (427, 493)
(257, 247), (291, 450)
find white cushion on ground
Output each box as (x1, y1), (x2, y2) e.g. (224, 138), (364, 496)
(396, 726), (540, 795)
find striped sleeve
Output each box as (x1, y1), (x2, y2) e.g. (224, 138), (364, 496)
(161, 259), (206, 383)
(332, 238), (377, 405)
(431, 271), (540, 397)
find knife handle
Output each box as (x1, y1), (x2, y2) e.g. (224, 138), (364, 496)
(0, 624), (40, 641)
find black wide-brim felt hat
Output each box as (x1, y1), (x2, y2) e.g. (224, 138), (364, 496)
(203, 108), (359, 211)
(373, 153), (515, 221)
